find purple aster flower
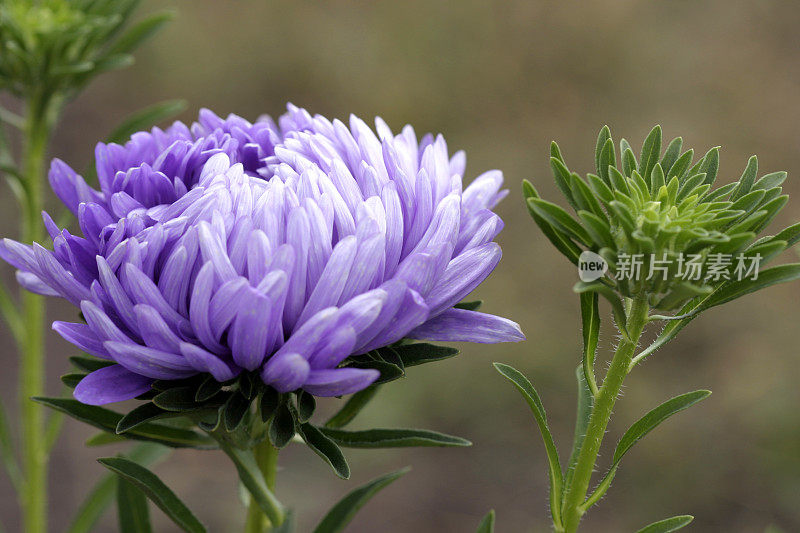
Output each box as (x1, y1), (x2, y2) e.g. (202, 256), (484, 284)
(0, 104), (524, 405)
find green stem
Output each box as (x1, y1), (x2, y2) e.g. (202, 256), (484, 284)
(244, 440), (280, 533)
(19, 92), (53, 533)
(560, 294), (650, 533)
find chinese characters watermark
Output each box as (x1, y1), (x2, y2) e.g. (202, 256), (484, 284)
(579, 252), (761, 282)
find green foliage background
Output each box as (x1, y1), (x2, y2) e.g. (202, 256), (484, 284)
(1, 1), (798, 531)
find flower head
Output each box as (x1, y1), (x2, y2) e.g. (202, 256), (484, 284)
(525, 125), (799, 311)
(1, 105), (523, 405)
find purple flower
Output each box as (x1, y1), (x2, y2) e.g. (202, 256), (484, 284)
(0, 105), (524, 405)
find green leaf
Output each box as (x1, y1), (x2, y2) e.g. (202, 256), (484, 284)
(454, 300), (482, 311)
(528, 198), (592, 246)
(312, 468), (409, 533)
(660, 137), (683, 176)
(348, 359), (404, 384)
(668, 149), (694, 182)
(223, 391), (251, 432)
(299, 423), (350, 479)
(579, 292), (600, 396)
(573, 281), (628, 338)
(106, 11), (176, 57)
(98, 457), (205, 533)
(325, 386), (379, 429)
(595, 126), (611, 178)
(577, 210), (614, 249)
(550, 157), (579, 210)
(69, 356), (115, 372)
(195, 376), (222, 403)
(33, 397), (216, 449)
(638, 125), (662, 183)
(117, 477), (152, 533)
(753, 171), (787, 191)
(269, 401), (296, 449)
(117, 402), (169, 434)
(67, 443), (169, 533)
(61, 373), (87, 389)
(86, 432), (129, 447)
(701, 263), (800, 310)
(260, 388), (281, 423)
(698, 146), (720, 186)
(523, 180), (582, 265)
(493, 363), (563, 529)
(564, 366), (593, 501)
(730, 155), (758, 201)
(106, 99), (187, 145)
(635, 515), (694, 533)
(615, 391), (710, 464)
(583, 391), (710, 511)
(476, 510), (496, 533)
(296, 391), (316, 424)
(153, 387), (203, 412)
(219, 444), (285, 527)
(320, 427), (471, 448)
(597, 138), (616, 186)
(388, 343), (458, 367)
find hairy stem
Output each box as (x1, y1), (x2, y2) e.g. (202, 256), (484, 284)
(19, 92), (53, 533)
(560, 294), (650, 533)
(244, 440), (280, 533)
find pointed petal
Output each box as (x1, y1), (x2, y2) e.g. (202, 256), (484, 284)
(261, 352), (310, 392)
(179, 342), (240, 382)
(74, 365), (154, 406)
(409, 308), (525, 343)
(303, 368), (379, 397)
(104, 341), (196, 380)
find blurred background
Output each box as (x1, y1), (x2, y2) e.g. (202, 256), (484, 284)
(1, 0), (799, 531)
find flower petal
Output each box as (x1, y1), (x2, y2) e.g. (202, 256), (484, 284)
(74, 365), (153, 406)
(409, 308), (525, 344)
(303, 368), (379, 397)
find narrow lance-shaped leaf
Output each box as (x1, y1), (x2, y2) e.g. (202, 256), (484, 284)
(475, 510), (496, 533)
(573, 281), (628, 338)
(638, 125), (662, 184)
(579, 291), (600, 396)
(97, 457), (205, 533)
(32, 397), (217, 449)
(117, 477), (152, 533)
(582, 391), (710, 511)
(299, 423), (350, 479)
(529, 198), (593, 247)
(117, 403), (172, 434)
(312, 468), (409, 533)
(595, 125), (611, 178)
(389, 343), (458, 367)
(635, 515), (694, 533)
(523, 180), (582, 265)
(633, 263), (800, 368)
(320, 427), (471, 448)
(67, 443), (169, 533)
(219, 444), (285, 527)
(493, 363), (563, 530)
(563, 365), (593, 502)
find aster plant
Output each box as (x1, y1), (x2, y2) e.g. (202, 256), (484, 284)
(1, 105), (523, 532)
(497, 126), (800, 532)
(0, 2), (182, 532)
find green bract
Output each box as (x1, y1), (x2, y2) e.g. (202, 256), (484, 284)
(524, 125), (800, 310)
(0, 0), (173, 99)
